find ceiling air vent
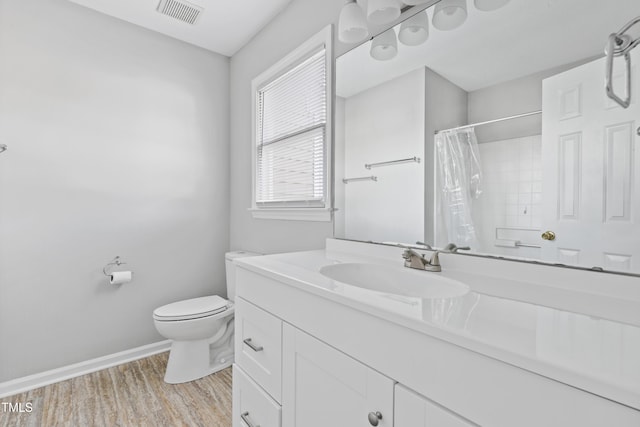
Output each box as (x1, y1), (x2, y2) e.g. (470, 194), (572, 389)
(157, 0), (203, 25)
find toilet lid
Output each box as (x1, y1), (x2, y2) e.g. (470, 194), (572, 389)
(153, 295), (229, 321)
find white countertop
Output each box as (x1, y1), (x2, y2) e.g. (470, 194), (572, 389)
(236, 240), (640, 411)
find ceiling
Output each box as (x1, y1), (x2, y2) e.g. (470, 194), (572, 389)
(337, 0), (640, 97)
(68, 0), (293, 56)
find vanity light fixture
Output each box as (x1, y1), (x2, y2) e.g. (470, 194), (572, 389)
(474, 0), (510, 12)
(432, 0), (468, 31)
(367, 0), (402, 26)
(398, 10), (429, 46)
(339, 0), (370, 43)
(370, 28), (398, 60)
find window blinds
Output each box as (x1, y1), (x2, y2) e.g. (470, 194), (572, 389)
(256, 48), (327, 207)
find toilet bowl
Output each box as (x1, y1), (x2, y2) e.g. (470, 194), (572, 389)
(153, 251), (259, 384)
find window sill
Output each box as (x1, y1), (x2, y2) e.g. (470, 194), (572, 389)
(249, 208), (333, 222)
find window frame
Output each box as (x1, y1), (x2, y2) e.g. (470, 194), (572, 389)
(250, 25), (333, 222)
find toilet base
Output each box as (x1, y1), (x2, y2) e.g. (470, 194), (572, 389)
(159, 314), (235, 384)
(164, 335), (234, 384)
(163, 339), (232, 384)
(164, 339), (209, 384)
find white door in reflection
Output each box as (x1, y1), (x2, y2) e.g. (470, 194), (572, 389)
(541, 51), (640, 272)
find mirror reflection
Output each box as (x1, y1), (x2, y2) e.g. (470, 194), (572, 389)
(335, 0), (640, 274)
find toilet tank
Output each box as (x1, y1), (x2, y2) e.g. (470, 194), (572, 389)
(225, 251), (260, 302)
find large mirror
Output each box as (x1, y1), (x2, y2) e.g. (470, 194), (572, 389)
(335, 0), (640, 275)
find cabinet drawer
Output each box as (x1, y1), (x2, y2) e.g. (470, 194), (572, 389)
(235, 297), (283, 402)
(233, 364), (281, 427)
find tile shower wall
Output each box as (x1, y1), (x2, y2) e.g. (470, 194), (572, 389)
(475, 135), (542, 257)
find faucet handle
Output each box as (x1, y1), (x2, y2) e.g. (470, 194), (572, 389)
(415, 241), (433, 250)
(402, 248), (423, 259)
(429, 251), (441, 267)
(443, 243), (471, 253)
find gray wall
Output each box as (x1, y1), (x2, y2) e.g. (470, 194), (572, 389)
(468, 71), (545, 143)
(467, 62), (591, 143)
(424, 69), (468, 247)
(341, 69), (425, 244)
(229, 0), (344, 254)
(0, 0), (230, 381)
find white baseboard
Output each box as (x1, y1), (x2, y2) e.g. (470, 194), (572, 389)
(0, 340), (171, 399)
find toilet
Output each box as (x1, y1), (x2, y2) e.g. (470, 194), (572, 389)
(153, 251), (258, 384)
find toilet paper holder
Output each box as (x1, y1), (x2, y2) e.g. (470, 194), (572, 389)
(103, 256), (127, 276)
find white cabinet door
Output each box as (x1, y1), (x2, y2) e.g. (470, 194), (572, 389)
(395, 384), (475, 427)
(282, 323), (394, 427)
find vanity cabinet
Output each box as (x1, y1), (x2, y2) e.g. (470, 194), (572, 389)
(282, 323), (394, 427)
(233, 297), (394, 427)
(395, 384), (474, 427)
(233, 264), (640, 427)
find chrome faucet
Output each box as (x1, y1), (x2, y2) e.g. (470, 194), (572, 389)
(402, 248), (442, 272)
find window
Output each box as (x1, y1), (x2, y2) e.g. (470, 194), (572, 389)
(251, 26), (333, 221)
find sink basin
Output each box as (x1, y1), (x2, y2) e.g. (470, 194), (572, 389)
(319, 263), (470, 299)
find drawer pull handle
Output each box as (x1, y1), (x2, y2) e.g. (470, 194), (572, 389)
(368, 411), (383, 426)
(241, 411), (260, 427)
(243, 338), (264, 352)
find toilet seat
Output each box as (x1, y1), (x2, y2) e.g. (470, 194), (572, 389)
(153, 295), (229, 321)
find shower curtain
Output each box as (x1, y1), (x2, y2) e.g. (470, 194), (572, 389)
(435, 128), (482, 248)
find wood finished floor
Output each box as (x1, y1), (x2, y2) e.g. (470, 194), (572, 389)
(0, 352), (232, 427)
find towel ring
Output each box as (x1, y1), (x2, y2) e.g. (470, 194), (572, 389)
(103, 256), (126, 276)
(605, 16), (640, 108)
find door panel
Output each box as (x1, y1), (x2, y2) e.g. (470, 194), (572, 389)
(541, 51), (640, 272)
(281, 323), (394, 427)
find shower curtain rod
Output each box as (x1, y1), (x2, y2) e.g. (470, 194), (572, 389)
(434, 110), (542, 135)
